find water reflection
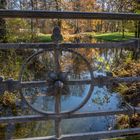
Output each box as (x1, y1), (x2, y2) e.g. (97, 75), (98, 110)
(61, 86), (121, 135)
(1, 39), (136, 139)
(16, 49), (120, 138)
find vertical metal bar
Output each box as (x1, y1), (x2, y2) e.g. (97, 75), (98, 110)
(54, 45), (61, 139)
(55, 93), (61, 138)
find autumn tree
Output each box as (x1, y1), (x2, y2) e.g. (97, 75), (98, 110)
(0, 0), (7, 42)
(135, 0), (140, 38)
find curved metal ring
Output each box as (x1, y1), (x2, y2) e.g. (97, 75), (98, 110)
(19, 48), (94, 115)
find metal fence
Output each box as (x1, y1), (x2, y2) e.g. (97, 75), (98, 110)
(0, 10), (140, 140)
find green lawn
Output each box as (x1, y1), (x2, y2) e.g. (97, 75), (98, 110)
(94, 32), (135, 42)
(37, 32), (135, 42)
(111, 136), (140, 140)
(37, 33), (52, 42)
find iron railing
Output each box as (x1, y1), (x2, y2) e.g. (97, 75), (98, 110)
(0, 10), (140, 140)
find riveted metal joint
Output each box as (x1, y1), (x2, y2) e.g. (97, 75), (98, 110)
(47, 72), (69, 96)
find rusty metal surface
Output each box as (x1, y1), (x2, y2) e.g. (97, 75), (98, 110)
(15, 128), (140, 140)
(0, 107), (140, 124)
(0, 40), (137, 49)
(1, 76), (140, 94)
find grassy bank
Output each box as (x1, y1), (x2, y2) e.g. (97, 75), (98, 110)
(37, 33), (52, 42)
(111, 136), (140, 140)
(87, 32), (135, 42)
(37, 32), (135, 43)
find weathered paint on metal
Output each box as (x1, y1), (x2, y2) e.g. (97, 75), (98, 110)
(0, 40), (137, 49)
(0, 10), (140, 20)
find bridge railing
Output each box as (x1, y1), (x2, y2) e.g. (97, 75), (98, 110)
(0, 10), (140, 140)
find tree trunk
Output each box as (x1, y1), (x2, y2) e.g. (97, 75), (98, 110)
(55, 0), (62, 28)
(134, 21), (140, 38)
(138, 21), (140, 38)
(0, 0), (7, 43)
(135, 1), (140, 38)
(122, 21), (125, 38)
(30, 0), (34, 41)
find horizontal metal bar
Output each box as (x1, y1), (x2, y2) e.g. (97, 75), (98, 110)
(0, 10), (140, 20)
(15, 136), (55, 140)
(14, 136), (55, 140)
(0, 76), (140, 92)
(112, 76), (140, 83)
(68, 76), (140, 85)
(60, 41), (137, 49)
(0, 114), (55, 123)
(0, 40), (137, 49)
(21, 81), (47, 88)
(20, 76), (140, 88)
(0, 76), (139, 94)
(20, 80), (92, 88)
(0, 43), (55, 49)
(61, 128), (140, 140)
(0, 107), (140, 124)
(15, 128), (140, 140)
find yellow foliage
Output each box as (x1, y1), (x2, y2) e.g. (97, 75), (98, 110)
(0, 91), (16, 106)
(6, 18), (36, 42)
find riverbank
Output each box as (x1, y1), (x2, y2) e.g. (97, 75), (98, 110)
(37, 32), (135, 43)
(112, 55), (140, 140)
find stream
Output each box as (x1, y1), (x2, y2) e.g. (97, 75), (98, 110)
(0, 37), (128, 139)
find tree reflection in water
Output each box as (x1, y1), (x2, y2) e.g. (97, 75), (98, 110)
(1, 44), (137, 139)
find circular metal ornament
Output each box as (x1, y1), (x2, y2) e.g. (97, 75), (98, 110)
(19, 48), (94, 115)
